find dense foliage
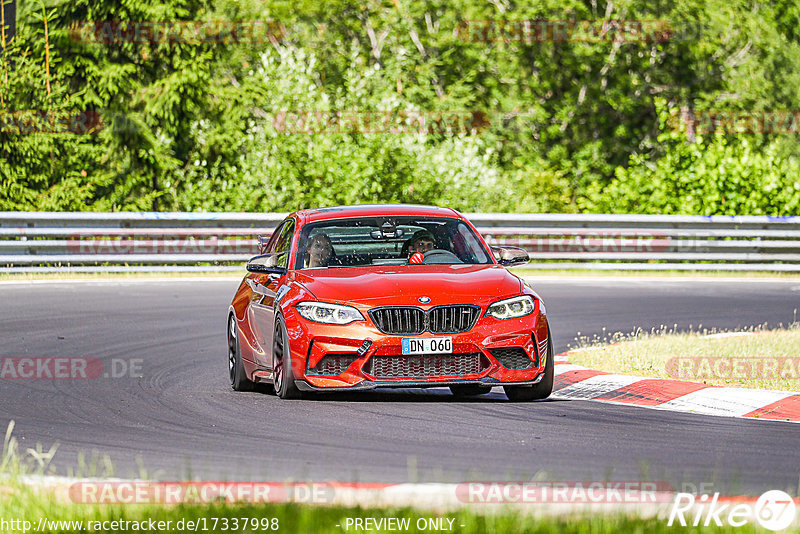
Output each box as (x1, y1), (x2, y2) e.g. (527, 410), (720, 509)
(1, 0), (799, 214)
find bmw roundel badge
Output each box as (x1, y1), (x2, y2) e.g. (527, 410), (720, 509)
(418, 296), (431, 303)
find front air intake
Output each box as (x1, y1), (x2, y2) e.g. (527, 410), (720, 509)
(490, 347), (535, 370)
(308, 354), (358, 376)
(364, 352), (485, 378)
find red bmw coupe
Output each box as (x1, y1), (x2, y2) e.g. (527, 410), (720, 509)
(227, 205), (552, 401)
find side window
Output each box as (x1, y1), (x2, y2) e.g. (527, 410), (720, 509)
(456, 222), (490, 263)
(269, 219), (295, 268)
(263, 222), (285, 254)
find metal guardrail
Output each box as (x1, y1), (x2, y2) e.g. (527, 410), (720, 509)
(1, 212), (799, 272)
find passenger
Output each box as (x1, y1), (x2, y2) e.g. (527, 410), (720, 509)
(402, 229), (436, 258)
(305, 233), (335, 268)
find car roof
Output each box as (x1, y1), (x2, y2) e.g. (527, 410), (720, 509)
(291, 204), (463, 224)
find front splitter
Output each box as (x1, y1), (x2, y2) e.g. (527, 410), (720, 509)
(295, 372), (545, 392)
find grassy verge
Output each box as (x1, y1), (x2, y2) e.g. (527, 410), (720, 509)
(1, 424), (771, 533)
(0, 498), (759, 534)
(568, 324), (800, 391)
(0, 473), (764, 534)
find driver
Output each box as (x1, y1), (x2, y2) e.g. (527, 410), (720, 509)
(305, 233), (335, 268)
(404, 229), (436, 257)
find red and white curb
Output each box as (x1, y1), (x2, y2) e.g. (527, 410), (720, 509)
(553, 353), (800, 423)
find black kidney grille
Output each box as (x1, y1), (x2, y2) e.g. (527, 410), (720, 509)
(490, 347), (534, 370)
(428, 306), (481, 333)
(365, 353), (483, 378)
(369, 307), (425, 334)
(369, 306), (480, 334)
(308, 355), (358, 376)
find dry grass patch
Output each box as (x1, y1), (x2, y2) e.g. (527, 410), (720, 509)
(568, 323), (800, 391)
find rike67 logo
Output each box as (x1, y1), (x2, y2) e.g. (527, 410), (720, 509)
(668, 490), (796, 531)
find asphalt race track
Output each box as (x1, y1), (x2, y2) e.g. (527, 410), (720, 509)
(1, 277), (799, 494)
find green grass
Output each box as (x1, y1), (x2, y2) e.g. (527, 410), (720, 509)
(0, 500), (766, 533)
(569, 323), (800, 391)
(0, 476), (768, 534)
(1, 423), (779, 533)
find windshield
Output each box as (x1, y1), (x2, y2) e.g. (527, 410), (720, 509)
(295, 216), (493, 269)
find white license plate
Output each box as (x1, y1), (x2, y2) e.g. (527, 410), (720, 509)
(401, 336), (452, 355)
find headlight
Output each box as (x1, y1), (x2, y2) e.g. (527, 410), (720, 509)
(485, 295), (535, 320)
(296, 301), (364, 325)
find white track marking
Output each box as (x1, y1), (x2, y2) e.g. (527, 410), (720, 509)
(553, 363), (589, 375)
(655, 388), (795, 418)
(701, 332), (755, 339)
(553, 374), (647, 400)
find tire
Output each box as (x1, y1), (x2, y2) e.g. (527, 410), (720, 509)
(503, 326), (554, 401)
(228, 314), (255, 391)
(450, 384), (492, 397)
(272, 315), (303, 399)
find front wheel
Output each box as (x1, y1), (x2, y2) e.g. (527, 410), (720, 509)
(228, 314), (255, 391)
(272, 316), (303, 399)
(503, 326), (554, 401)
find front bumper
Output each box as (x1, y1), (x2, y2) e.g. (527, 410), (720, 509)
(284, 303), (549, 391)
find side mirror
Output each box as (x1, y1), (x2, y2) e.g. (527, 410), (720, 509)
(491, 246), (529, 267)
(246, 253), (287, 274)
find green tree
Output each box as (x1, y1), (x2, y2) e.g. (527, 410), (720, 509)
(580, 104), (800, 215)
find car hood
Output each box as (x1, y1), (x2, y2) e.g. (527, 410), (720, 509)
(291, 264), (522, 307)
